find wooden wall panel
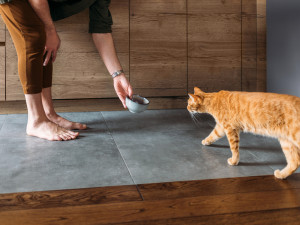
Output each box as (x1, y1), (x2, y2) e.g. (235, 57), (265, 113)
(5, 29), (18, 100)
(0, 46), (4, 100)
(0, 13), (4, 100)
(3, 0), (266, 102)
(130, 0), (187, 97)
(6, 0), (129, 100)
(242, 0), (257, 91)
(257, 0), (267, 91)
(0, 15), (5, 42)
(188, 0), (242, 93)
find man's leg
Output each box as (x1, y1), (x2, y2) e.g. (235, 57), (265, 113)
(41, 87), (87, 130)
(0, 0), (78, 141)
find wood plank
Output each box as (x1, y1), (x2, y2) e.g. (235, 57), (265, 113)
(1, 188), (300, 224)
(5, 1), (129, 100)
(0, 46), (4, 100)
(0, 97), (187, 114)
(110, 208), (300, 225)
(256, 0), (267, 91)
(138, 174), (300, 200)
(133, 88), (187, 97)
(188, 0), (242, 93)
(242, 0), (257, 91)
(0, 185), (142, 212)
(0, 15), (5, 42)
(130, 0), (187, 94)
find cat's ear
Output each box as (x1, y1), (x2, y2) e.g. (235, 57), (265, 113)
(194, 87), (205, 96)
(188, 93), (197, 102)
(189, 92), (204, 104)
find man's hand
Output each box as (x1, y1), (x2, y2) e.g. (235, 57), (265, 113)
(113, 74), (133, 108)
(43, 28), (60, 66)
(27, 0), (59, 66)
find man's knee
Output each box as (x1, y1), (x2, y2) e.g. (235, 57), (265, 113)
(24, 28), (46, 53)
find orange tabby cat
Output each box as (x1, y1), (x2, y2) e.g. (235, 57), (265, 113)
(187, 87), (300, 179)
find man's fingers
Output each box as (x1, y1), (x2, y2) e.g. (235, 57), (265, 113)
(121, 97), (127, 108)
(122, 100), (127, 109)
(128, 85), (133, 98)
(43, 47), (47, 56)
(52, 50), (57, 63)
(43, 50), (52, 66)
(117, 93), (127, 108)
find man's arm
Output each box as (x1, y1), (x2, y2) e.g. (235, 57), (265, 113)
(92, 33), (133, 108)
(28, 0), (60, 65)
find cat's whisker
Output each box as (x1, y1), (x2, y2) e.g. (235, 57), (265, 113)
(189, 112), (201, 127)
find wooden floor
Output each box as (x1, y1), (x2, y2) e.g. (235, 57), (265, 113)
(0, 174), (300, 225)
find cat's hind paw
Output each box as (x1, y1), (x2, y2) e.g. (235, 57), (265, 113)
(202, 139), (211, 146)
(227, 158), (239, 166)
(274, 170), (286, 179)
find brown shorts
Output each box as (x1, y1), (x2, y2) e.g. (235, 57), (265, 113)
(0, 0), (52, 94)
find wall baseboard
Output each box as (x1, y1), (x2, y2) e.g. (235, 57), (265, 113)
(0, 97), (187, 114)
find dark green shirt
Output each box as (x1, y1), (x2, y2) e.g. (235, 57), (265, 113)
(0, 0), (12, 4)
(0, 0), (113, 33)
(0, 0), (96, 21)
(48, 0), (97, 21)
(0, 0), (66, 4)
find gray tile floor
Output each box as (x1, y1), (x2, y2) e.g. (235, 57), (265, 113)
(0, 109), (298, 194)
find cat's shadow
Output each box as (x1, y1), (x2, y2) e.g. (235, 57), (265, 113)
(209, 144), (281, 153)
(206, 144), (285, 166)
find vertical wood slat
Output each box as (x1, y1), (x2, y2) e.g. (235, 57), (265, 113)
(5, 25), (20, 100)
(130, 0), (187, 97)
(188, 0), (242, 93)
(0, 16), (5, 100)
(256, 0), (266, 91)
(0, 15), (5, 42)
(0, 46), (4, 100)
(5, 0), (129, 100)
(242, 0), (257, 91)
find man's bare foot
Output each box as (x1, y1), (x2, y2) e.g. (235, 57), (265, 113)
(27, 120), (79, 141)
(47, 114), (87, 130)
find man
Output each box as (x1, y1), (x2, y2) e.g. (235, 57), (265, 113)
(0, 0), (133, 141)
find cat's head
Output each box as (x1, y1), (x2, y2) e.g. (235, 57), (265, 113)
(187, 87), (206, 113)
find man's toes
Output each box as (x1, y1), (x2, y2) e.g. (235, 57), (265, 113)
(75, 123), (86, 130)
(80, 124), (87, 130)
(65, 132), (77, 140)
(53, 135), (63, 141)
(60, 134), (70, 141)
(72, 123), (86, 130)
(68, 130), (79, 137)
(64, 134), (72, 140)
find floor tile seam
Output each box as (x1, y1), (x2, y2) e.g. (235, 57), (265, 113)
(101, 112), (145, 200)
(244, 148), (278, 172)
(103, 128), (209, 136)
(100, 112), (139, 187)
(0, 120), (6, 132)
(0, 114), (8, 129)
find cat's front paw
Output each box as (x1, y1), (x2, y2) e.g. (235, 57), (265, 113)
(274, 170), (286, 179)
(202, 139), (211, 146)
(227, 158), (239, 166)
